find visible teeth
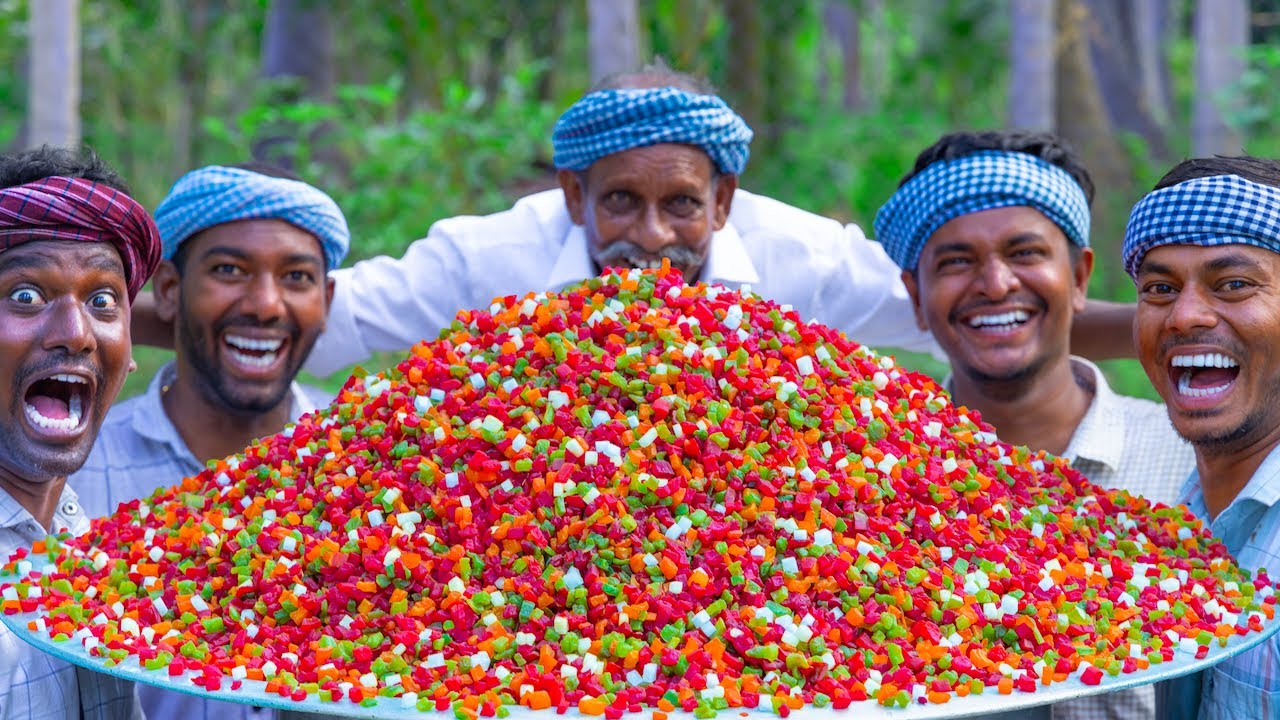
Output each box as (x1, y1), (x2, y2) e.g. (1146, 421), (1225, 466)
(1171, 353), (1238, 369)
(628, 258), (663, 270)
(968, 310), (1030, 328)
(226, 335), (284, 352)
(229, 349), (279, 368)
(24, 396), (82, 431)
(1177, 370), (1233, 398)
(51, 374), (87, 384)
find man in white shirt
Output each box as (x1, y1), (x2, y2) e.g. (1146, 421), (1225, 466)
(875, 130), (1195, 720)
(133, 66), (1134, 374)
(0, 146), (161, 719)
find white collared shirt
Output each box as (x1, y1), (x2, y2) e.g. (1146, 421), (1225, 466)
(306, 189), (938, 375)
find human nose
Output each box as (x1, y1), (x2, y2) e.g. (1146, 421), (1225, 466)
(633, 204), (677, 253)
(975, 258), (1020, 299)
(1164, 284), (1218, 334)
(42, 298), (96, 355)
(240, 273), (286, 321)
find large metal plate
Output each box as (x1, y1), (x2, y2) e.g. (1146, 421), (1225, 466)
(5, 609), (1276, 719)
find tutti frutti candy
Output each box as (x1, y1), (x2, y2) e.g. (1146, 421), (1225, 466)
(3, 264), (1275, 718)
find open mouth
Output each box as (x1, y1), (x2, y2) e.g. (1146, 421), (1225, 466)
(224, 334), (286, 370)
(623, 258), (666, 271)
(965, 309), (1031, 334)
(23, 373), (89, 433)
(1170, 352), (1240, 400)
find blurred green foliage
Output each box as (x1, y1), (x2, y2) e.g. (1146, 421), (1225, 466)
(5, 0), (1277, 404)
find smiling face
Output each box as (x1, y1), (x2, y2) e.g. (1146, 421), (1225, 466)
(1135, 243), (1280, 455)
(903, 206), (1091, 390)
(0, 241), (133, 483)
(155, 219), (333, 415)
(559, 143), (736, 281)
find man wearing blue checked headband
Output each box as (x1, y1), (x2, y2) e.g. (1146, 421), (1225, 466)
(70, 162), (345, 720)
(878, 132), (1193, 720)
(1127, 157), (1280, 720)
(158, 63), (941, 377)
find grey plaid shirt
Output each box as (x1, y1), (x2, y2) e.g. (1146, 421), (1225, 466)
(0, 485), (141, 720)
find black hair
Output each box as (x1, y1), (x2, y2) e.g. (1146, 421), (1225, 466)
(0, 145), (131, 193)
(900, 130), (1095, 205)
(1153, 156), (1280, 190)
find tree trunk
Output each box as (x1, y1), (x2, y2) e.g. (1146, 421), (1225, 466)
(723, 0), (764, 133)
(1131, 0), (1172, 127)
(27, 0), (80, 149)
(1081, 0), (1168, 158)
(1192, 0), (1247, 156)
(254, 0), (335, 167)
(824, 1), (863, 111)
(1055, 0), (1131, 295)
(587, 0), (640, 85)
(1008, 0), (1056, 131)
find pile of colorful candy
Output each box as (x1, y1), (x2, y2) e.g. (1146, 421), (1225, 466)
(3, 265), (1276, 718)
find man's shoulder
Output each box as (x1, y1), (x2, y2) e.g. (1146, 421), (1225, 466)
(426, 189), (572, 253)
(75, 394), (160, 474)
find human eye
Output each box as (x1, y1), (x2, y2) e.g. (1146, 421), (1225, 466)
(667, 195), (702, 216)
(8, 287), (44, 305)
(88, 290), (119, 311)
(1139, 281), (1177, 300)
(285, 269), (317, 285)
(210, 262), (245, 277)
(601, 191), (634, 212)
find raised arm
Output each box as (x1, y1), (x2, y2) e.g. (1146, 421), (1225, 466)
(1072, 299), (1136, 360)
(129, 291), (175, 349)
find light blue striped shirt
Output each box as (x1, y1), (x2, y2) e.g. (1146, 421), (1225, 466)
(0, 485), (141, 720)
(69, 361), (331, 720)
(1159, 443), (1280, 719)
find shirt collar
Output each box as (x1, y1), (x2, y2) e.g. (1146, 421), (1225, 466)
(1060, 357), (1124, 471)
(547, 217), (762, 291)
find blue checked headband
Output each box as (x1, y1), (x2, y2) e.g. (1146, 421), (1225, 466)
(154, 165), (350, 271)
(1123, 174), (1280, 278)
(552, 87), (754, 175)
(874, 150), (1092, 272)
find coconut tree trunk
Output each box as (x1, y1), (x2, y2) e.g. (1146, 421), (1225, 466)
(27, 0), (80, 149)
(587, 0), (640, 85)
(1008, 0), (1056, 131)
(1192, 0), (1248, 156)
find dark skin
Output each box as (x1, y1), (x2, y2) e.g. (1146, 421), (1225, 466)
(903, 207), (1095, 454)
(1135, 244), (1280, 517)
(0, 241), (135, 528)
(152, 219), (334, 462)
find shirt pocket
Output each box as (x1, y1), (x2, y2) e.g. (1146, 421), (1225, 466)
(1204, 665), (1280, 719)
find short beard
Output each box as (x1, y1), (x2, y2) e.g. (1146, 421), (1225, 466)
(954, 352), (1054, 403)
(1182, 404), (1279, 459)
(177, 307), (301, 416)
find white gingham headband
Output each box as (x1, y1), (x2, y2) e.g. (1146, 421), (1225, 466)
(155, 166), (350, 271)
(552, 87), (753, 175)
(1123, 174), (1280, 278)
(874, 150), (1091, 272)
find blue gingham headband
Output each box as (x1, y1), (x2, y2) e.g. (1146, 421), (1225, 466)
(1122, 174), (1280, 278)
(552, 87), (754, 175)
(874, 150), (1091, 271)
(154, 165), (350, 271)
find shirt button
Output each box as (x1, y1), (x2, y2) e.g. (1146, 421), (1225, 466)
(61, 501), (80, 516)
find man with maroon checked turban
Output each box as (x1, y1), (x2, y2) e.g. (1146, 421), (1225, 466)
(0, 145), (161, 720)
